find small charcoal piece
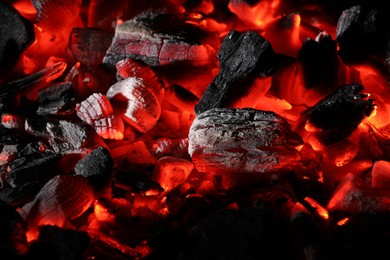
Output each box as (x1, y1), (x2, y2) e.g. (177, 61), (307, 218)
(298, 33), (340, 94)
(19, 175), (94, 233)
(37, 82), (76, 116)
(178, 205), (292, 260)
(0, 182), (42, 207)
(103, 12), (218, 67)
(0, 1), (34, 74)
(336, 5), (390, 73)
(299, 84), (375, 145)
(194, 30), (277, 114)
(189, 108), (303, 175)
(0, 200), (28, 259)
(74, 146), (113, 185)
(31, 0), (82, 34)
(67, 28), (114, 65)
(26, 225), (90, 260)
(4, 153), (62, 188)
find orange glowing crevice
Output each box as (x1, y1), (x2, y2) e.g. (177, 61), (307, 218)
(304, 197), (329, 220)
(336, 217), (350, 226)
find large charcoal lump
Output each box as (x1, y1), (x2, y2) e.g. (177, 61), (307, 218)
(188, 108), (303, 174)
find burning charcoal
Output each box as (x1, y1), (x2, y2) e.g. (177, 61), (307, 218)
(178, 205), (291, 260)
(26, 225), (90, 260)
(115, 58), (165, 101)
(0, 1), (34, 75)
(74, 146), (113, 185)
(0, 143), (19, 165)
(371, 160), (390, 189)
(0, 182), (42, 207)
(103, 12), (218, 67)
(76, 93), (114, 125)
(336, 5), (390, 73)
(298, 84), (375, 145)
(0, 200), (28, 259)
(19, 175), (94, 234)
(5, 153), (62, 188)
(87, 0), (129, 30)
(297, 32), (340, 94)
(66, 28), (114, 65)
(194, 30), (277, 114)
(327, 173), (390, 213)
(93, 115), (125, 140)
(106, 77), (161, 133)
(151, 138), (190, 159)
(151, 156), (193, 192)
(0, 62), (67, 112)
(31, 0), (82, 34)
(37, 82), (76, 116)
(189, 108), (303, 175)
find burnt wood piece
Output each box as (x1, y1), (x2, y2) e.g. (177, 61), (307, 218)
(299, 84), (375, 145)
(178, 205), (292, 260)
(103, 12), (218, 67)
(0, 200), (28, 259)
(189, 108), (303, 175)
(67, 28), (114, 65)
(37, 82), (76, 116)
(74, 146), (113, 185)
(0, 1), (34, 74)
(298, 33), (340, 95)
(4, 153), (62, 188)
(194, 30), (277, 114)
(0, 182), (41, 207)
(26, 225), (90, 260)
(336, 5), (390, 74)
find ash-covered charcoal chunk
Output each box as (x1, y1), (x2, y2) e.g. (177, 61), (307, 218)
(194, 30), (277, 114)
(103, 12), (218, 67)
(298, 33), (340, 95)
(26, 225), (90, 260)
(336, 5), (390, 72)
(74, 146), (113, 184)
(0, 200), (28, 259)
(189, 108), (303, 175)
(0, 1), (34, 75)
(299, 84), (375, 145)
(37, 82), (76, 116)
(67, 28), (114, 65)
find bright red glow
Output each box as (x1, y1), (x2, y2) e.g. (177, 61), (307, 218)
(304, 197), (329, 220)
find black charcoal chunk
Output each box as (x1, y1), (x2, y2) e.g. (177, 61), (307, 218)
(0, 181), (42, 207)
(67, 28), (114, 65)
(298, 33), (340, 94)
(300, 84), (375, 145)
(5, 153), (62, 188)
(37, 82), (76, 116)
(336, 5), (390, 73)
(194, 30), (277, 114)
(0, 1), (34, 74)
(178, 205), (291, 260)
(26, 225), (90, 260)
(74, 146), (113, 183)
(0, 200), (28, 259)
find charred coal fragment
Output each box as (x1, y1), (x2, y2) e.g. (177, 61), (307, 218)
(0, 200), (28, 259)
(5, 153), (62, 188)
(26, 225), (90, 260)
(178, 204), (291, 260)
(37, 82), (76, 116)
(74, 146), (113, 186)
(0, 182), (42, 207)
(103, 12), (218, 67)
(67, 28), (114, 65)
(0, 1), (34, 76)
(298, 33), (340, 94)
(189, 108), (303, 176)
(299, 84), (375, 145)
(336, 5), (390, 73)
(194, 30), (277, 114)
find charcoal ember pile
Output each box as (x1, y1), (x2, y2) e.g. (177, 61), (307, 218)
(1, 0), (390, 259)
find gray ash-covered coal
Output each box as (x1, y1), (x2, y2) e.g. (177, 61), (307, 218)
(189, 108), (303, 176)
(103, 12), (219, 67)
(37, 82), (76, 116)
(194, 30), (277, 114)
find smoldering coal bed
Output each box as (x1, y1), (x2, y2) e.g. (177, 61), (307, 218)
(1, 0), (390, 259)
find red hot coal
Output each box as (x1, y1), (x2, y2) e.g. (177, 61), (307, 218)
(1, 0), (390, 259)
